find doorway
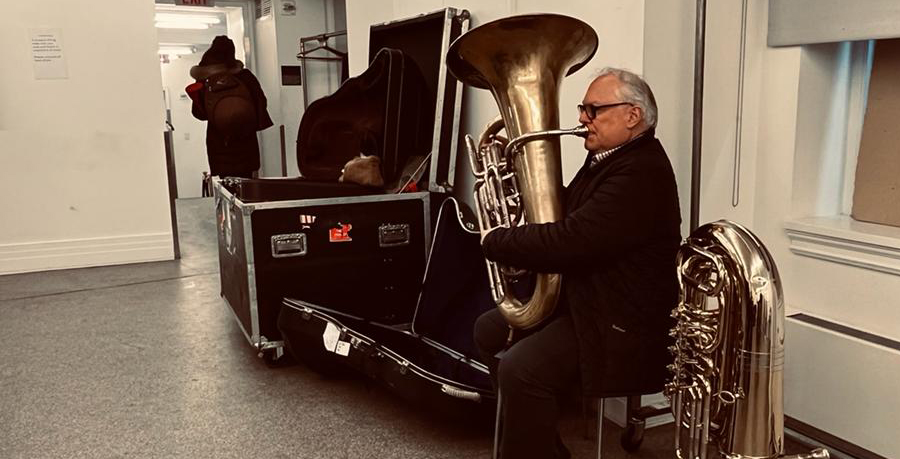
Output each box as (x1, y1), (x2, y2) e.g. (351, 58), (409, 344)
(156, 2), (255, 199)
(155, 1), (256, 259)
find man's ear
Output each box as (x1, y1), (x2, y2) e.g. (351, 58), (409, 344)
(626, 105), (643, 128)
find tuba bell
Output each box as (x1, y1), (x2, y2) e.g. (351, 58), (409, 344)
(666, 220), (829, 459)
(446, 14), (598, 330)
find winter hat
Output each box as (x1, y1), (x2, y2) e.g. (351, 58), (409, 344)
(199, 35), (237, 66)
(190, 35), (244, 80)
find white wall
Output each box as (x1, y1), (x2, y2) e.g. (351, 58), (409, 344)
(277, 0), (331, 177)
(644, 0), (695, 236)
(345, 0), (645, 207)
(255, 0), (337, 177)
(645, 1), (900, 456)
(303, 0), (345, 105)
(161, 52), (209, 198)
(254, 15), (281, 177)
(0, 2), (173, 274)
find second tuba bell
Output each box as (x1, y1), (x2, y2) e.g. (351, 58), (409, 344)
(446, 14), (598, 330)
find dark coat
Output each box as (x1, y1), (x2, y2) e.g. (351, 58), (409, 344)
(482, 131), (681, 396)
(191, 68), (273, 177)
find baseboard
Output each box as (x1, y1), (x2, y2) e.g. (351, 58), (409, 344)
(0, 232), (174, 275)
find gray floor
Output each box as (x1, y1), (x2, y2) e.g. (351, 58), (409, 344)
(0, 197), (826, 459)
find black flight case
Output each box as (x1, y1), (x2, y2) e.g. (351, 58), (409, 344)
(278, 197), (497, 419)
(213, 7), (470, 362)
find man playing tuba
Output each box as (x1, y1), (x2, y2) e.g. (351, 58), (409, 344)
(474, 68), (682, 458)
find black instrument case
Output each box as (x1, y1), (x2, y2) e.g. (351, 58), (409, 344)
(278, 197), (496, 418)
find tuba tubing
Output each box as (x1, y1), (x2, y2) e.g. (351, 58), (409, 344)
(446, 14), (598, 330)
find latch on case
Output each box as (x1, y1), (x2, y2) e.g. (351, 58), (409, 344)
(378, 223), (411, 247)
(271, 233), (308, 258)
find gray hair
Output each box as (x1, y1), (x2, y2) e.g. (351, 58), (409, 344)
(595, 67), (658, 128)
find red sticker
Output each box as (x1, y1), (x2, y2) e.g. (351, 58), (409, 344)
(329, 223), (352, 242)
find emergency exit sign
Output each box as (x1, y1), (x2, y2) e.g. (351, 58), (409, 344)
(176, 0), (211, 5)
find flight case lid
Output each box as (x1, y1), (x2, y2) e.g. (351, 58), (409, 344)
(368, 8), (469, 194)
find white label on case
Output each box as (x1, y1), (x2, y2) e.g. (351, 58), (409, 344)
(335, 341), (351, 356)
(322, 322), (340, 352)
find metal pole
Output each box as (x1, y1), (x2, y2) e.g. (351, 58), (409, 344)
(280, 124), (287, 177)
(493, 390), (502, 459)
(690, 0), (707, 232)
(163, 113), (181, 260)
(300, 41), (310, 111)
(596, 398), (605, 459)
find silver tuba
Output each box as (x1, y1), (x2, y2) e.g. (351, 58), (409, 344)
(445, 14), (597, 330)
(666, 220), (828, 459)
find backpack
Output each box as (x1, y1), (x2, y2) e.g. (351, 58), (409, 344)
(204, 71), (257, 140)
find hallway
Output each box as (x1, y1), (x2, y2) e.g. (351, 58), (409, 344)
(0, 198), (494, 458)
(1, 197), (827, 458)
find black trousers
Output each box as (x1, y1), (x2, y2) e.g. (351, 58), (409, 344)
(474, 308), (579, 459)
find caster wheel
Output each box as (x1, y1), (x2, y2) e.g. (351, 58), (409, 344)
(260, 347), (294, 368)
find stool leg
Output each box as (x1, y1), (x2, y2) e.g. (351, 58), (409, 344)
(596, 398), (605, 459)
(621, 395), (647, 453)
(493, 390), (502, 459)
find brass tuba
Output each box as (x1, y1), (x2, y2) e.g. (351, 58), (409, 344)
(446, 14), (597, 330)
(666, 220), (828, 459)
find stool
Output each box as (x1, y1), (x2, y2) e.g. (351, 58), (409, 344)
(492, 392), (666, 459)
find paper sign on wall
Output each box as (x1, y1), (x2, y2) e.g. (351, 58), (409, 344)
(281, 0), (297, 15)
(30, 28), (68, 80)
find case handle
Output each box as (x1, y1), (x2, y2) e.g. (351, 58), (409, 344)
(271, 233), (308, 258)
(378, 223), (411, 247)
(441, 384), (482, 402)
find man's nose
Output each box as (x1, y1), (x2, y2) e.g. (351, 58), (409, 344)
(577, 110), (590, 125)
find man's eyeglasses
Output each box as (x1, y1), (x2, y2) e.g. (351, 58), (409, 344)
(577, 102), (632, 120)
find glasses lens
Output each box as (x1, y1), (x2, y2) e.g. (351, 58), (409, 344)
(578, 104), (596, 119)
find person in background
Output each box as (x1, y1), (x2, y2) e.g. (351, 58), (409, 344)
(186, 35), (273, 179)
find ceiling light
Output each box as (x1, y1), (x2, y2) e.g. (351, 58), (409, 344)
(155, 22), (209, 30)
(154, 13), (221, 24)
(159, 46), (196, 56)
